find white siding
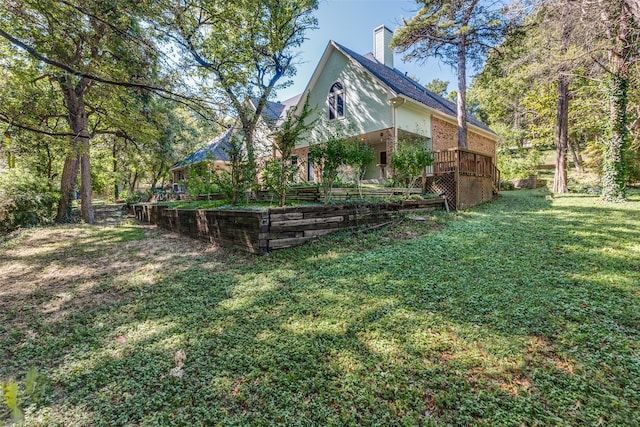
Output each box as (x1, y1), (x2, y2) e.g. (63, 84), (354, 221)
(396, 104), (431, 138)
(299, 49), (394, 148)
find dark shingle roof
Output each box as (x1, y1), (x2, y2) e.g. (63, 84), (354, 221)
(252, 98), (287, 123)
(173, 127), (234, 168)
(334, 42), (494, 134)
(174, 97), (294, 169)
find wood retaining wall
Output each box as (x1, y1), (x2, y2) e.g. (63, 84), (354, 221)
(132, 198), (444, 254)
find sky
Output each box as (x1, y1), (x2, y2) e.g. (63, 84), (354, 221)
(277, 0), (459, 101)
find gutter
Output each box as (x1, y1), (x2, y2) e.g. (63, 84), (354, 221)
(394, 94), (498, 141)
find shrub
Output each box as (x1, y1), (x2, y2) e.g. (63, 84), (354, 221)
(123, 190), (150, 205)
(500, 181), (515, 191)
(0, 168), (60, 232)
(497, 149), (541, 180)
(184, 162), (218, 198)
(390, 140), (433, 196)
(309, 136), (349, 204)
(262, 158), (298, 205)
(344, 140), (375, 197)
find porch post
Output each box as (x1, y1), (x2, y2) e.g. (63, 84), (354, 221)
(385, 128), (395, 180)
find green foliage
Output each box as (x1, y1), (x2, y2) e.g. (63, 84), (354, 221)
(123, 190), (150, 206)
(263, 95), (315, 206)
(2, 368), (44, 424)
(601, 74), (629, 201)
(3, 190), (640, 425)
(497, 148), (541, 180)
(2, 379), (23, 423)
(212, 136), (253, 204)
(262, 158), (299, 204)
(390, 138), (434, 195)
(343, 139), (375, 198)
(309, 135), (350, 204)
(184, 161), (218, 198)
(164, 0), (318, 180)
(0, 168), (60, 232)
(425, 78), (449, 97)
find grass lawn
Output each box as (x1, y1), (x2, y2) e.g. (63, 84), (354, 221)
(1, 189), (639, 426)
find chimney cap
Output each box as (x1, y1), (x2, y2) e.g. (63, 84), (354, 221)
(373, 24), (393, 33)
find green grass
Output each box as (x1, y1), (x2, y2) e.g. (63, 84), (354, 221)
(2, 189), (639, 426)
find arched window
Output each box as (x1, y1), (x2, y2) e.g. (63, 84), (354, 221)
(328, 82), (344, 120)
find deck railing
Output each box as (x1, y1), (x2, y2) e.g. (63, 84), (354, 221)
(432, 148), (500, 190)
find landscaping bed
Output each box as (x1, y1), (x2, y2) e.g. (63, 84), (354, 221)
(132, 197), (445, 253)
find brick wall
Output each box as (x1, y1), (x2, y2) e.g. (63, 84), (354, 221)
(467, 132), (497, 159)
(432, 117), (496, 159)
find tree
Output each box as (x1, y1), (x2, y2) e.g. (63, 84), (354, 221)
(263, 97), (315, 207)
(344, 140), (375, 198)
(393, 0), (513, 149)
(583, 0), (638, 200)
(424, 78), (449, 97)
(164, 0), (318, 185)
(212, 134), (254, 205)
(309, 135), (350, 204)
(531, 0), (582, 193)
(0, 0), (161, 222)
(469, 3), (613, 186)
(390, 137), (434, 196)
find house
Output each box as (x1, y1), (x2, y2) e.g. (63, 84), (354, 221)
(173, 25), (499, 208)
(290, 25), (498, 184)
(169, 97), (298, 191)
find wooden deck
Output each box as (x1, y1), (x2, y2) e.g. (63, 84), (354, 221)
(429, 149), (500, 210)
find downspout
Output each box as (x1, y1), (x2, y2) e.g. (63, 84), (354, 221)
(393, 103), (398, 152)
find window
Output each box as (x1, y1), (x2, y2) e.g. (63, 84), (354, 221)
(291, 155), (298, 166)
(328, 82), (345, 120)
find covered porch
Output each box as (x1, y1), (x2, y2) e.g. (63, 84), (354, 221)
(354, 127), (432, 182)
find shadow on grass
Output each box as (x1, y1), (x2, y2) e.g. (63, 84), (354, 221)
(2, 190), (639, 425)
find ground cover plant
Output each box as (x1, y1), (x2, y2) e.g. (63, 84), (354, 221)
(1, 189), (639, 425)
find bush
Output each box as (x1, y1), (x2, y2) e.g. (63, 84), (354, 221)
(390, 140), (433, 195)
(123, 190), (150, 205)
(497, 149), (541, 180)
(0, 168), (60, 232)
(500, 181), (515, 191)
(309, 136), (350, 204)
(184, 162), (219, 198)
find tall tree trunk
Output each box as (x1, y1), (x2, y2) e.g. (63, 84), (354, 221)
(129, 171), (138, 193)
(569, 138), (583, 172)
(59, 75), (94, 223)
(553, 11), (572, 194)
(243, 122), (258, 189)
(602, 73), (629, 200)
(601, 4), (631, 201)
(79, 141), (94, 223)
(554, 74), (569, 193)
(113, 139), (119, 200)
(56, 152), (79, 222)
(456, 38), (468, 149)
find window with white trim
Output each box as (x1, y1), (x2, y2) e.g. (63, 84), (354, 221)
(328, 82), (345, 120)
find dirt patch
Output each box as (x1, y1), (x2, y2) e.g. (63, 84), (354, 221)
(0, 218), (249, 333)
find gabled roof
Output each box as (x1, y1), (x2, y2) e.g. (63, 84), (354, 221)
(172, 127), (234, 169)
(333, 42), (494, 134)
(252, 95), (302, 125)
(251, 98), (287, 123)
